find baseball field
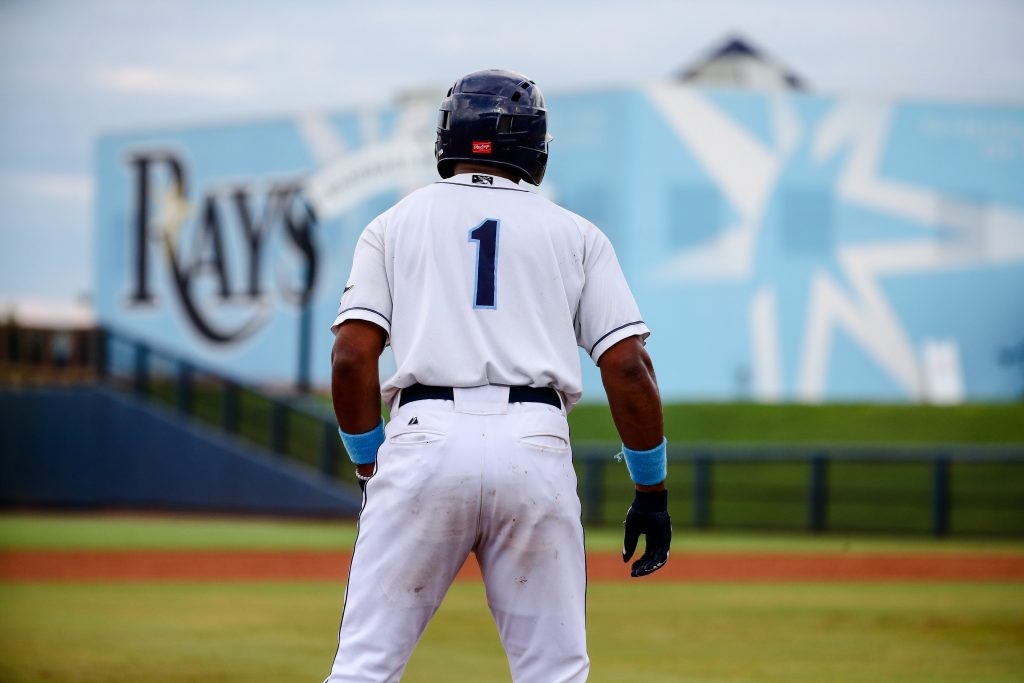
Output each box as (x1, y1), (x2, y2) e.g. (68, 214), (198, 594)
(1, 513), (1022, 682)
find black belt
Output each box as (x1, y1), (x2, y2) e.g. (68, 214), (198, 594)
(398, 384), (561, 409)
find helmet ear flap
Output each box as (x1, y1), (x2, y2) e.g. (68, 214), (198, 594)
(436, 157), (456, 179)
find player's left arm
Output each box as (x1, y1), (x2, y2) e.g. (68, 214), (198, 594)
(599, 336), (663, 455)
(598, 336), (671, 578)
(575, 223), (671, 577)
(331, 319), (388, 479)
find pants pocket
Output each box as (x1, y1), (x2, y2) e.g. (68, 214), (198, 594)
(518, 433), (570, 451)
(390, 430), (446, 445)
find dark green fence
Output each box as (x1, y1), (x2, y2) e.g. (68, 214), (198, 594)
(573, 443), (1024, 536)
(99, 327), (1024, 535)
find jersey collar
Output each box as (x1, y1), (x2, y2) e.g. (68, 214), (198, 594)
(440, 173), (526, 191)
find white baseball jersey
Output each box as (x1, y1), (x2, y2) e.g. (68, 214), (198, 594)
(331, 172), (649, 410)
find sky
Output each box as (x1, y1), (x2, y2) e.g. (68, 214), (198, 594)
(1, 0), (1023, 308)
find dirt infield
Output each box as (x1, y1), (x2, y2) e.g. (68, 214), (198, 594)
(2, 550), (1023, 582)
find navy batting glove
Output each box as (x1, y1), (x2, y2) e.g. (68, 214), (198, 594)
(622, 489), (671, 578)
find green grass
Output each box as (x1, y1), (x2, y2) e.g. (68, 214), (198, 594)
(147, 378), (1024, 445)
(569, 402), (1024, 444)
(2, 514), (1021, 682)
(129, 380), (1024, 533)
(22, 374), (1024, 534)
(0, 514), (358, 551)
(1, 581), (1022, 683)
(2, 513), (1023, 554)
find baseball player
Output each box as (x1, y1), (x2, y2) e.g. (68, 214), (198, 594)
(324, 69), (670, 682)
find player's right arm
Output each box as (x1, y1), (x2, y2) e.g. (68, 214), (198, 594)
(330, 216), (392, 484)
(331, 320), (387, 480)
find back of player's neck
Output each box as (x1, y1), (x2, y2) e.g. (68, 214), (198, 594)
(451, 163), (520, 184)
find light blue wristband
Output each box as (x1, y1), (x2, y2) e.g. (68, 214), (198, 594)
(622, 437), (668, 485)
(338, 418), (385, 465)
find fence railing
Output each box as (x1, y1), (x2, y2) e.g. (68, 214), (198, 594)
(0, 323), (100, 384)
(96, 327), (1024, 536)
(99, 327), (358, 490)
(573, 443), (1024, 536)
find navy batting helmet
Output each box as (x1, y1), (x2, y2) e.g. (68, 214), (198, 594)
(435, 69), (550, 186)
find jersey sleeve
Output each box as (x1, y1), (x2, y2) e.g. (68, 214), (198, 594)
(330, 218), (392, 337)
(575, 225), (650, 363)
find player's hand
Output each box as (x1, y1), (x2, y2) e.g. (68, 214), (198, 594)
(356, 463), (375, 492)
(622, 489), (671, 577)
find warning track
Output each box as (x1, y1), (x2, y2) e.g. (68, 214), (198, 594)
(2, 550), (1023, 582)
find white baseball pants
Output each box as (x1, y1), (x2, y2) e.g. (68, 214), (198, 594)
(324, 385), (589, 682)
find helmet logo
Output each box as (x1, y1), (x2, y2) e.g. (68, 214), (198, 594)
(471, 141), (492, 154)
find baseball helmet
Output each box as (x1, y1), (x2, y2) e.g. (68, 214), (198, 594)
(435, 69), (550, 185)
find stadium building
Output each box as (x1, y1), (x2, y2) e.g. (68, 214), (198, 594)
(91, 38), (1024, 403)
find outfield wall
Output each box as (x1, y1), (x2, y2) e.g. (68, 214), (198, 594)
(95, 85), (1024, 402)
(0, 388), (360, 516)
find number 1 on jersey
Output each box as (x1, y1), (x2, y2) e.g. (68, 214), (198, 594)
(468, 219), (500, 309)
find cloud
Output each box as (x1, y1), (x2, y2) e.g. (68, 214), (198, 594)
(220, 35), (282, 65)
(0, 171), (93, 203)
(92, 66), (257, 98)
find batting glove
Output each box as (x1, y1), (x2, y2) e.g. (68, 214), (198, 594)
(622, 489), (671, 578)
